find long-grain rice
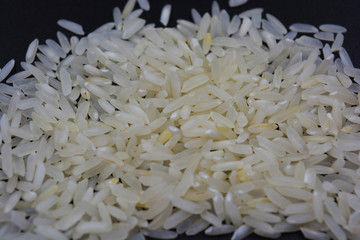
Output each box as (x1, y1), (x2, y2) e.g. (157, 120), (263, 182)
(0, 1), (359, 240)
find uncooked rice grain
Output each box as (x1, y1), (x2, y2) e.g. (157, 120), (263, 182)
(160, 4), (171, 26)
(137, 0), (150, 11)
(229, 0), (248, 7)
(57, 19), (85, 35)
(319, 23), (347, 33)
(0, 1), (360, 240)
(289, 23), (318, 33)
(0, 60), (15, 82)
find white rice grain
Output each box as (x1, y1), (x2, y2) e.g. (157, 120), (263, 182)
(137, 0), (150, 11)
(0, 59), (15, 82)
(229, 0), (248, 7)
(0, 3), (359, 240)
(160, 4), (172, 26)
(123, 18), (146, 39)
(25, 39), (39, 63)
(314, 31), (335, 41)
(57, 19), (85, 35)
(169, 194), (206, 214)
(319, 24), (347, 33)
(289, 23), (318, 33)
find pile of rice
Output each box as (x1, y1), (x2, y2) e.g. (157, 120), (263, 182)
(1, 0), (360, 239)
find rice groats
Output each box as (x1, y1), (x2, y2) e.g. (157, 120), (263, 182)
(1, 1), (360, 240)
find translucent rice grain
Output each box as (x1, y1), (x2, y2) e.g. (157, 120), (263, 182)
(144, 70), (166, 86)
(57, 19), (85, 35)
(140, 152), (173, 161)
(137, 0), (150, 11)
(227, 144), (252, 155)
(334, 139), (360, 151)
(243, 216), (275, 235)
(300, 227), (330, 240)
(319, 24), (347, 33)
(225, 192), (242, 226)
(266, 13), (287, 34)
(314, 31), (335, 41)
(262, 20), (283, 39)
(1, 113), (11, 143)
(26, 64), (46, 83)
(264, 187), (291, 209)
(251, 12), (262, 29)
(122, 0), (136, 18)
(337, 72), (352, 88)
(331, 33), (344, 51)
(286, 213), (315, 224)
(277, 186), (312, 201)
(55, 207), (85, 231)
(229, 0), (248, 7)
(344, 66), (360, 78)
(289, 23), (318, 33)
(129, 233), (146, 240)
(239, 17), (252, 37)
(286, 126), (307, 153)
(59, 67), (72, 96)
(210, 111), (235, 128)
(122, 18), (146, 39)
(178, 20), (198, 33)
(296, 36), (323, 48)
(1, 143), (13, 178)
(228, 15), (241, 35)
(98, 99), (115, 114)
(164, 210), (192, 230)
(268, 104), (300, 123)
(185, 218), (209, 236)
(75, 37), (88, 55)
(197, 13), (211, 40)
(169, 194), (206, 214)
(4, 191), (21, 213)
(273, 222), (298, 233)
(12, 141), (39, 157)
(0, 59), (15, 82)
(323, 214), (346, 240)
(84, 82), (110, 100)
(112, 7), (122, 26)
(324, 197), (346, 226)
(249, 27), (262, 46)
(6, 70), (31, 84)
(212, 37), (241, 48)
(35, 225), (68, 240)
(256, 135), (285, 157)
(231, 225), (253, 240)
(143, 229), (178, 239)
(339, 47), (353, 67)
(10, 211), (30, 230)
(248, 210), (281, 223)
(177, 217), (198, 235)
(46, 39), (66, 58)
(205, 225), (236, 236)
(35, 195), (59, 213)
(57, 31), (71, 53)
(25, 39), (40, 63)
(200, 211), (222, 228)
(160, 4), (172, 26)
(298, 63), (317, 85)
(191, 9), (202, 25)
(211, 1), (220, 16)
(75, 221), (109, 234)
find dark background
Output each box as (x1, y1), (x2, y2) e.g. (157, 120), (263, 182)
(0, 0), (359, 239)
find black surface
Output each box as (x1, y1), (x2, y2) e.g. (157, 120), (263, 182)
(1, 0), (360, 72)
(1, 0), (359, 239)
